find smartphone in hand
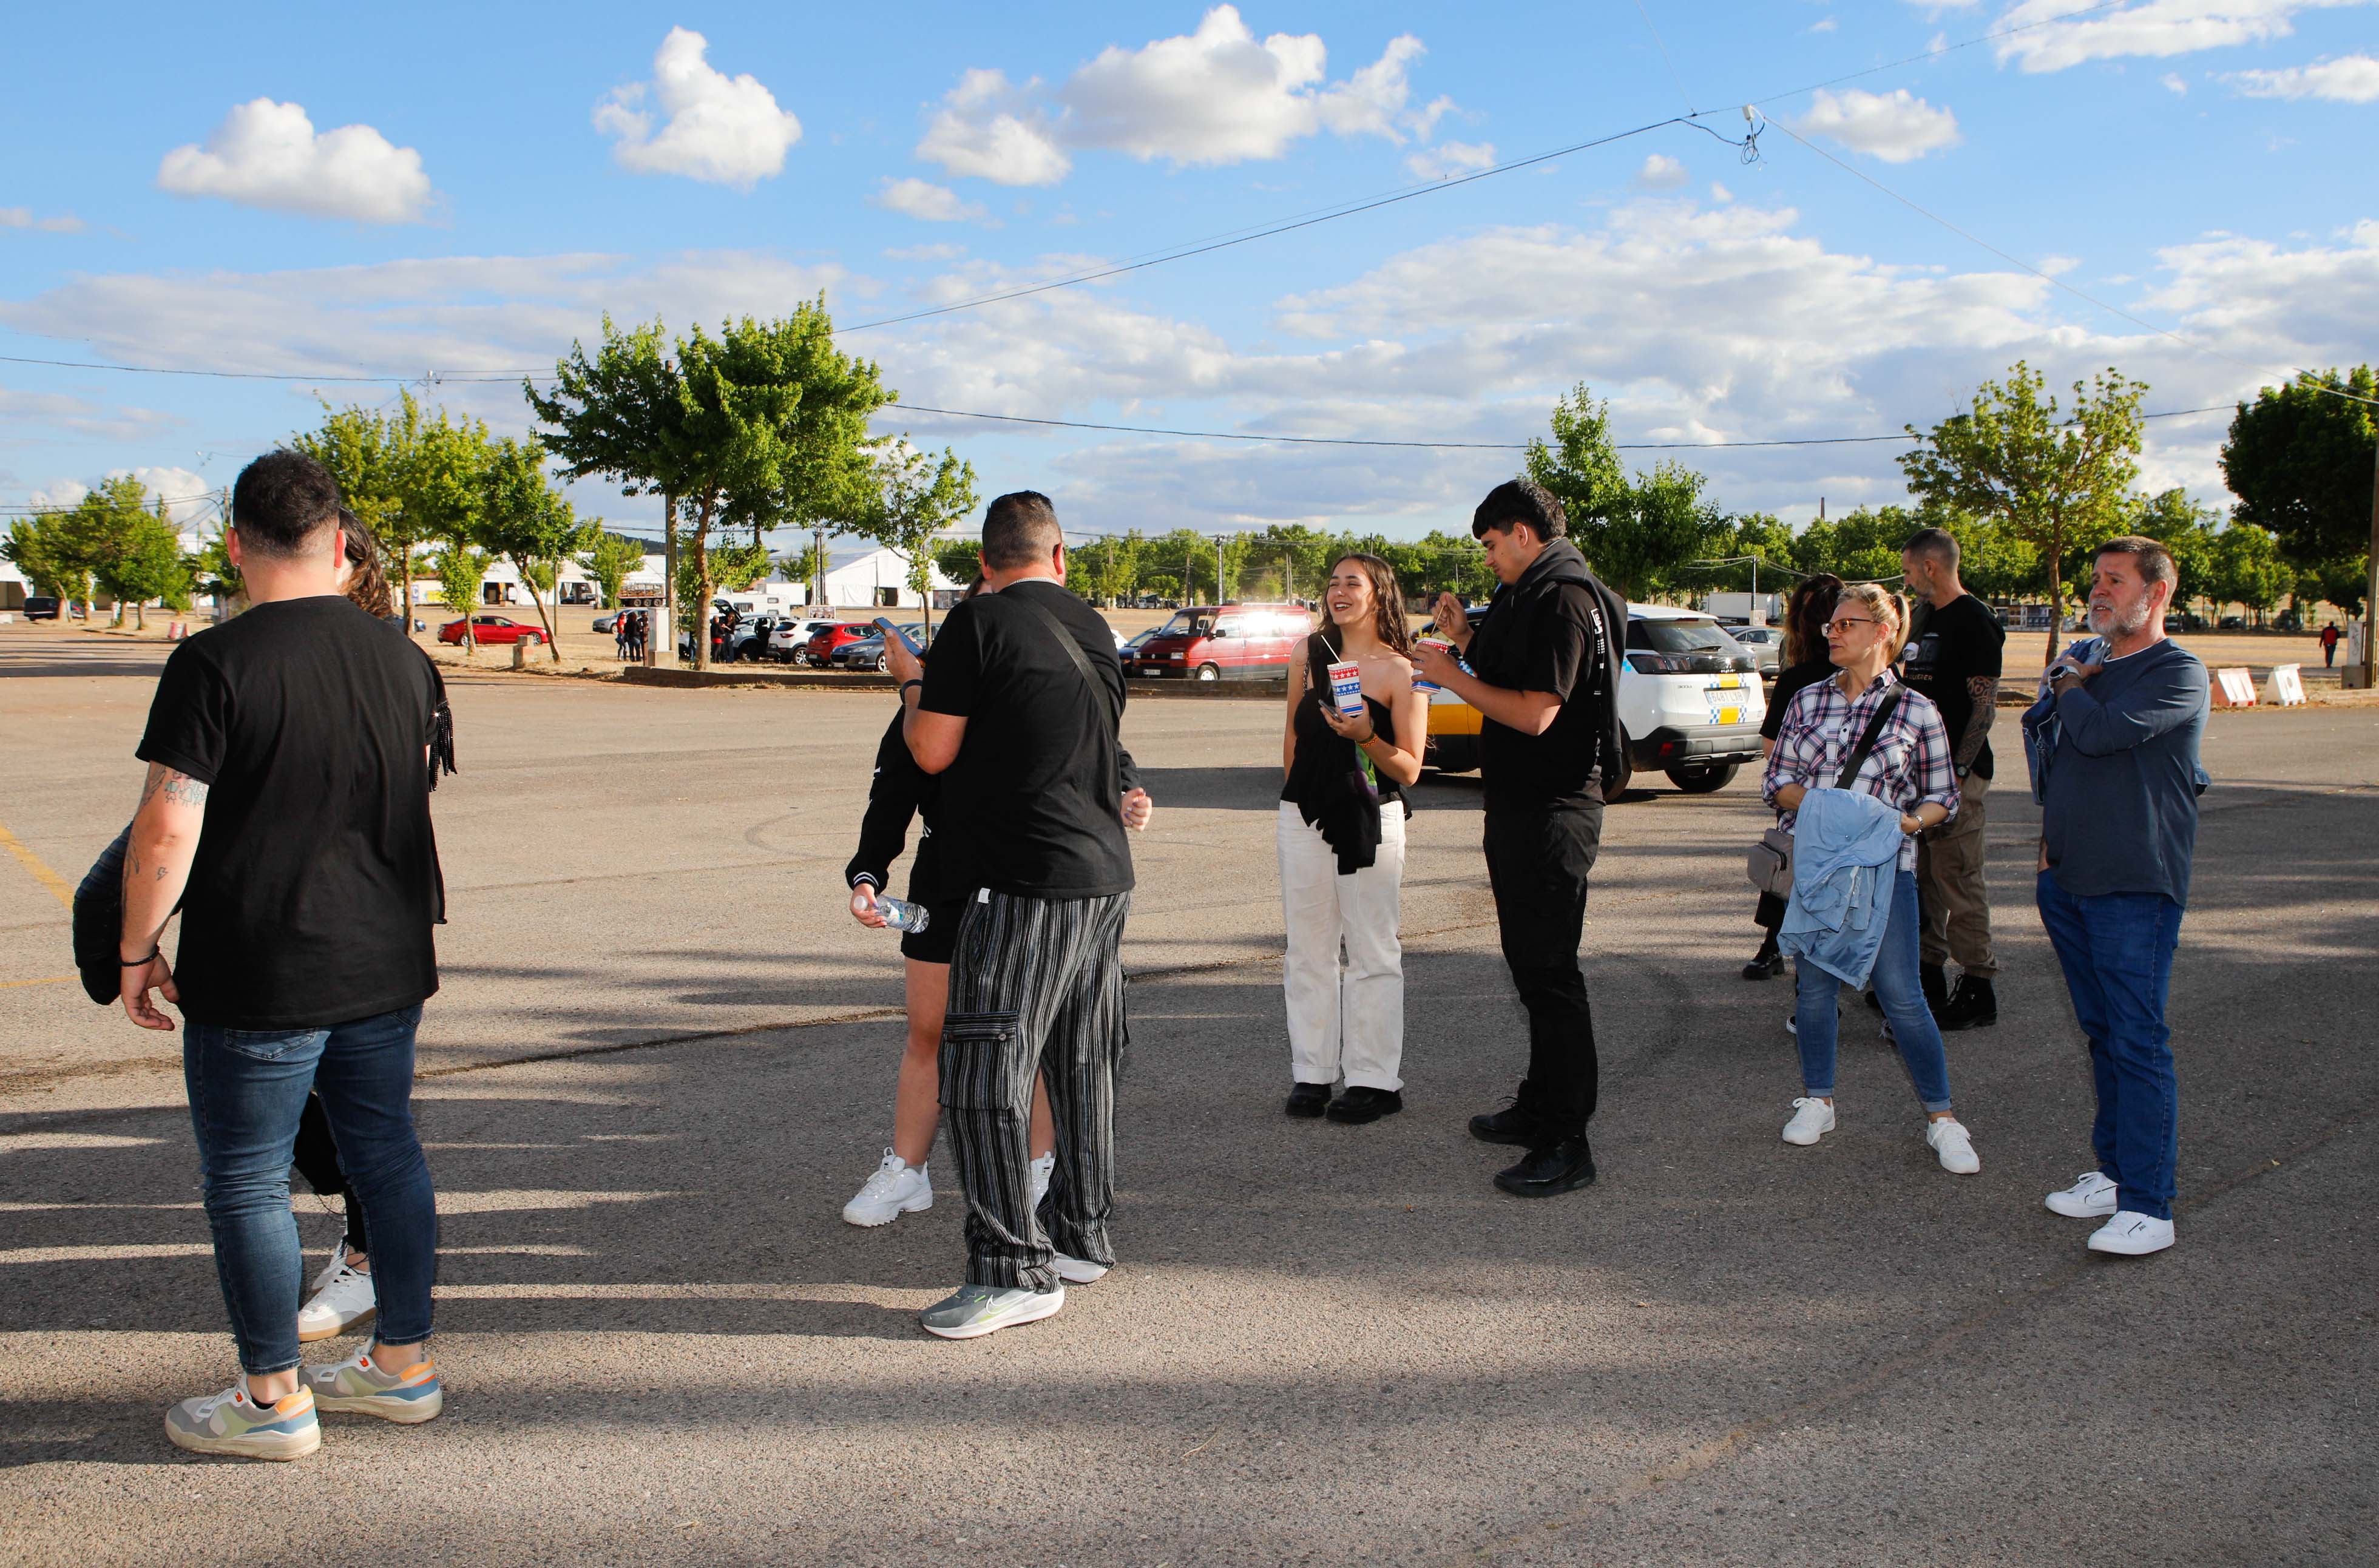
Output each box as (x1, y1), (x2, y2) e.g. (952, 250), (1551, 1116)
(873, 618), (922, 655)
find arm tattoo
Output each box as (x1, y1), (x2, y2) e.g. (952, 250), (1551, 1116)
(1954, 676), (1999, 771)
(160, 771), (209, 808)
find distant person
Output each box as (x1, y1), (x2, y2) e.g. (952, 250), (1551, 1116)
(1745, 573), (1843, 982)
(886, 491), (1143, 1340)
(615, 611), (631, 660)
(1900, 528), (2006, 1029)
(2320, 621), (2340, 668)
(121, 450), (447, 1459)
(1415, 479), (1628, 1199)
(2028, 537), (2208, 1258)
(1761, 582), (1980, 1177)
(1277, 553), (1425, 1124)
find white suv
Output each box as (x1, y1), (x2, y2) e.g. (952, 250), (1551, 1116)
(1423, 603), (1765, 796)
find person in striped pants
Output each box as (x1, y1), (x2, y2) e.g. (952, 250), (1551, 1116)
(884, 491), (1149, 1340)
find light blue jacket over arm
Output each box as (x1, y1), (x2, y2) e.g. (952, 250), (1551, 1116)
(1776, 784), (1906, 989)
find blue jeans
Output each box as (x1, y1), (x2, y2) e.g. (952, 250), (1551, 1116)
(2036, 871), (2184, 1222)
(1795, 869), (1954, 1113)
(183, 1005), (438, 1374)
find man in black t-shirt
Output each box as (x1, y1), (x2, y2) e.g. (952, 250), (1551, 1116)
(121, 450), (448, 1459)
(1900, 527), (2005, 1030)
(888, 490), (1143, 1340)
(1416, 479), (1626, 1199)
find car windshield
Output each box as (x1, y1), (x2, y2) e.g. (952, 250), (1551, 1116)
(1156, 612), (1215, 638)
(1627, 617), (1741, 654)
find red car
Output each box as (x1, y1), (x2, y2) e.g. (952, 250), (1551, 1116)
(439, 613), (546, 647)
(1126, 603), (1315, 681)
(802, 621), (876, 667)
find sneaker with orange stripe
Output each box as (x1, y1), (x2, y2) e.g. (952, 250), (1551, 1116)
(302, 1347), (444, 1424)
(164, 1381), (322, 1460)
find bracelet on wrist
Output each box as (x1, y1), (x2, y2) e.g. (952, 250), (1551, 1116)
(899, 679), (922, 697)
(120, 950), (159, 967)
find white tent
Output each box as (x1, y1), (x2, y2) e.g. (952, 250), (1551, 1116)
(802, 546), (963, 610)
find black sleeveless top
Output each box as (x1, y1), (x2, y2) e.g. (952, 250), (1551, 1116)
(1282, 637), (1407, 873)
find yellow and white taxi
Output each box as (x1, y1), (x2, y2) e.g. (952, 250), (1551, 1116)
(1423, 602), (1767, 796)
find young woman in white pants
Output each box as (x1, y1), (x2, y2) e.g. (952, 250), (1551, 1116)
(1278, 554), (1427, 1124)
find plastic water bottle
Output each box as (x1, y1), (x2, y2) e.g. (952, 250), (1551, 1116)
(876, 896), (931, 934)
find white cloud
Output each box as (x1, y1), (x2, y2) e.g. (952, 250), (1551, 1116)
(157, 99), (434, 223)
(1634, 153), (1690, 190)
(594, 28), (802, 189)
(1811, 17), (1841, 33)
(2038, 254), (2082, 275)
(885, 243), (967, 262)
(1994, 0), (2377, 75)
(918, 7), (1443, 183)
(2230, 53), (2379, 100)
(1710, 181), (1735, 202)
(1795, 88), (1962, 161)
(1, 207), (86, 234)
(1406, 141), (1496, 181)
(0, 390), (183, 444)
(917, 69), (1072, 186)
(871, 178), (987, 223)
(2162, 72), (2191, 92)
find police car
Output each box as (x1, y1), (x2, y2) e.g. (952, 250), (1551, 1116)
(1423, 603), (1766, 797)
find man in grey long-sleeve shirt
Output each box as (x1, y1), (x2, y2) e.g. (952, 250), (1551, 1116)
(2029, 536), (2209, 1259)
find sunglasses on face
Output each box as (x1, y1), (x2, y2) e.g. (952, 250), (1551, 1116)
(1824, 617), (1876, 634)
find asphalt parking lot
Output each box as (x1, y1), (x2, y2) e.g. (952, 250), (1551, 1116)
(1, 621), (2373, 1566)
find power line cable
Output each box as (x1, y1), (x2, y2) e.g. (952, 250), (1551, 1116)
(1632, 0), (1699, 115)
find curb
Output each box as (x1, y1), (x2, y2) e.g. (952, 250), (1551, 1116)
(615, 666), (1287, 698)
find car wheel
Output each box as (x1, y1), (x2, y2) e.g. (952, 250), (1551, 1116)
(875, 653), (890, 672)
(1602, 729), (1634, 803)
(1666, 763), (1738, 794)
(1194, 663), (1221, 682)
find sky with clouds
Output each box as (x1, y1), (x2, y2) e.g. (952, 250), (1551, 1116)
(3, 1), (2374, 543)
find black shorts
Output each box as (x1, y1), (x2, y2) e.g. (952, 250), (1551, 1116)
(898, 892), (965, 966)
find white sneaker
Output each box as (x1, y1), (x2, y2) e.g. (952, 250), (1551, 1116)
(1781, 1097), (1835, 1146)
(296, 1254), (376, 1342)
(1926, 1117), (1981, 1175)
(1784, 1015), (1797, 1038)
(842, 1149), (933, 1228)
(1051, 1252), (1109, 1284)
(1029, 1151), (1055, 1212)
(2088, 1211), (2175, 1256)
(2045, 1170), (2119, 1218)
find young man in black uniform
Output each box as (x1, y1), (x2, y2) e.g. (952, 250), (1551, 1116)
(1416, 479), (1627, 1197)
(1900, 527), (2005, 1029)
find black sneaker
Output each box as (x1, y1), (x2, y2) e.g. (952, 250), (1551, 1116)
(1326, 1086), (1404, 1124)
(1939, 975), (1998, 1031)
(1921, 962), (1950, 1019)
(1494, 1136), (1596, 1198)
(1285, 1083), (1332, 1118)
(1468, 1090), (1540, 1147)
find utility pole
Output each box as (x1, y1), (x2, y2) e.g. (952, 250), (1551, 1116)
(813, 524), (827, 612)
(655, 490), (678, 667)
(1215, 535), (1227, 604)
(2361, 440), (2378, 690)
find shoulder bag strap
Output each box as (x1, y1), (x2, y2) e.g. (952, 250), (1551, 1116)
(1014, 593), (1123, 737)
(1832, 686), (1903, 791)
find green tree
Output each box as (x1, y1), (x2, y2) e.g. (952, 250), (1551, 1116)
(2127, 488), (2219, 614)
(103, 496), (192, 629)
(580, 530), (646, 610)
(1900, 361), (2146, 660)
(189, 522), (243, 609)
(2207, 522), (2292, 626)
(294, 392), (430, 598)
(3, 513), (76, 602)
(529, 303), (893, 670)
(2219, 367), (2377, 571)
(430, 544), (491, 654)
(847, 443), (976, 631)
(1074, 530), (1146, 607)
(2297, 557), (2369, 618)
(1526, 385), (1727, 600)
(930, 538), (982, 586)
(474, 436), (586, 661)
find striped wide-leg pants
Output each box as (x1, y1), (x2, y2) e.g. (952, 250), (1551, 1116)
(940, 888), (1132, 1291)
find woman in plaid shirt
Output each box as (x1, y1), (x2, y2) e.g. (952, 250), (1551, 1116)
(1759, 582), (1981, 1176)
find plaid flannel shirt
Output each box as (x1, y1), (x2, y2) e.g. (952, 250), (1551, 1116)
(1761, 669), (1960, 873)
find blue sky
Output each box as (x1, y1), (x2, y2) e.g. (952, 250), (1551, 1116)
(3, 1), (2374, 544)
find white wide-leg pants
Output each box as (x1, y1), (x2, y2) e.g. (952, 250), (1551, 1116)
(1277, 800), (1407, 1091)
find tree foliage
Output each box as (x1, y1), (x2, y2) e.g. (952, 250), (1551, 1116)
(1900, 361), (2145, 659)
(430, 544), (491, 654)
(847, 442), (976, 629)
(579, 531), (647, 609)
(2219, 367), (2377, 570)
(475, 436), (587, 661)
(1525, 385), (1727, 600)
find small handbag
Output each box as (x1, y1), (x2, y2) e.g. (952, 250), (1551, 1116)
(1744, 688), (1904, 898)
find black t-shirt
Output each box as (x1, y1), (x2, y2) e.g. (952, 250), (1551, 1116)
(1762, 658), (1835, 742)
(1467, 567), (1606, 811)
(919, 580), (1134, 899)
(137, 596), (444, 1029)
(1900, 593), (2005, 778)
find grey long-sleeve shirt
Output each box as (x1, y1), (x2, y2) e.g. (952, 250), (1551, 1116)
(2040, 637), (2210, 905)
